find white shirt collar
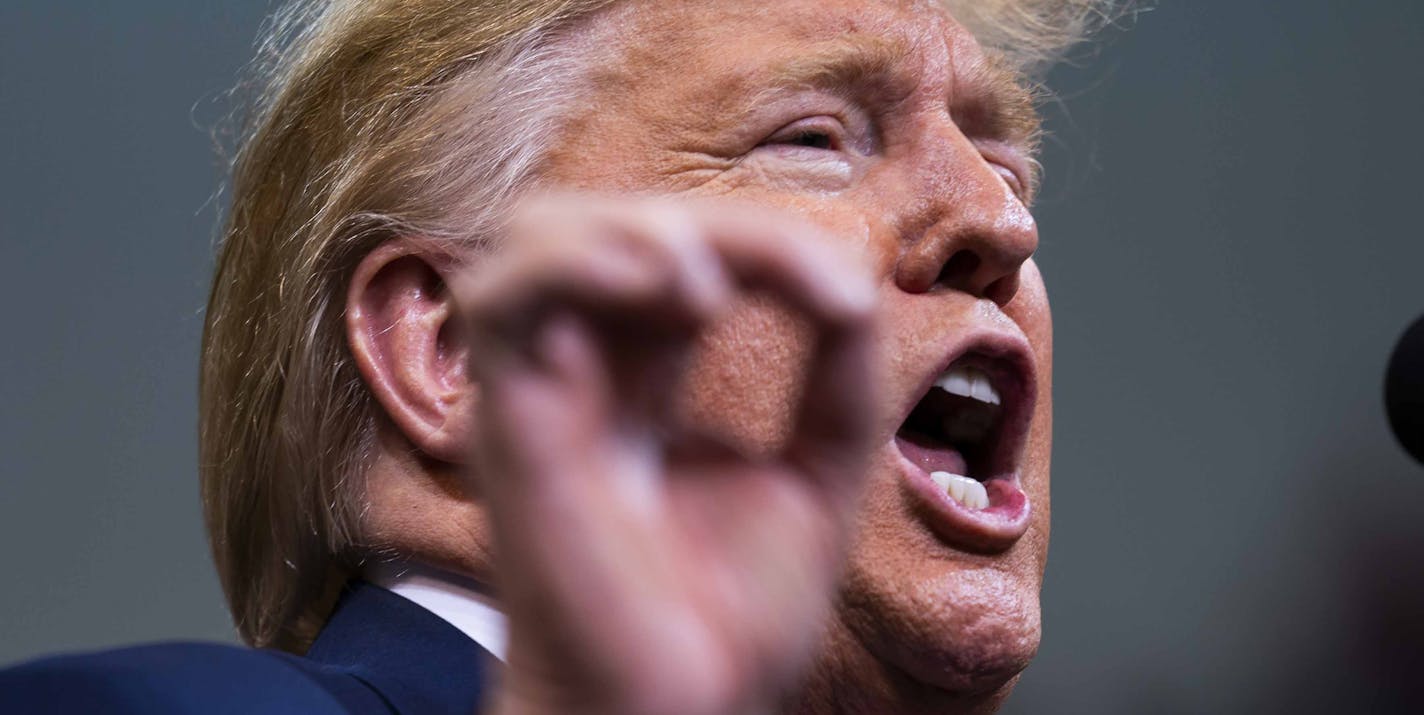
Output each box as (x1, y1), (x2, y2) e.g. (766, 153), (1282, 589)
(365, 560), (509, 662)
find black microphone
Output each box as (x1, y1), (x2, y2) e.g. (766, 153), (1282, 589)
(1386, 314), (1424, 464)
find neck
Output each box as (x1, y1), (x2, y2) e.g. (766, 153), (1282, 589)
(362, 426), (498, 582)
(365, 558), (509, 661)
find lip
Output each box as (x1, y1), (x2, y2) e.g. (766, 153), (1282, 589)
(891, 329), (1038, 553)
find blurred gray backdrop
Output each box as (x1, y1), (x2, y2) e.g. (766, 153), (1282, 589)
(2, 2), (1422, 713)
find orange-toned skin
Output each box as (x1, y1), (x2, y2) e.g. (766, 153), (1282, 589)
(347, 1), (1054, 714)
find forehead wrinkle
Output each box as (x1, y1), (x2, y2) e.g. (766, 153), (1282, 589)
(723, 34), (917, 124)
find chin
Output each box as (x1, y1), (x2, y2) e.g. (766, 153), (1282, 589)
(847, 541), (1042, 693)
(803, 456), (1048, 714)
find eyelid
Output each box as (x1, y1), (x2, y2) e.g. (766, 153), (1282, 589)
(992, 162), (1026, 198)
(763, 115), (848, 148)
(977, 145), (1033, 202)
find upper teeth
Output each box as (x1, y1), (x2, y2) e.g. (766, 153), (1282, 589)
(935, 366), (1001, 406)
(930, 471), (989, 510)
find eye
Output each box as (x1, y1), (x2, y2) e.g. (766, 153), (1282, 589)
(760, 117), (845, 153)
(973, 142), (1034, 202)
(982, 154), (1032, 203)
(784, 130), (835, 150)
(992, 163), (1025, 198)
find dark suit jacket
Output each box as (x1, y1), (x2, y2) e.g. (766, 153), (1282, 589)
(0, 581), (496, 714)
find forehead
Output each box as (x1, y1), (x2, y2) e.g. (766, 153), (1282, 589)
(597, 0), (957, 53)
(577, 0), (1034, 139)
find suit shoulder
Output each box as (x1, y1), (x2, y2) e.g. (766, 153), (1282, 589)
(0, 642), (389, 715)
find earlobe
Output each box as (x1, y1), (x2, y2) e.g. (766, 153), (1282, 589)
(346, 240), (475, 463)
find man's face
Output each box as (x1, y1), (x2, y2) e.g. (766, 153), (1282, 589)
(539, 0), (1053, 710)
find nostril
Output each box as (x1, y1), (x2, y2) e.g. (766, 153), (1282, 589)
(983, 273), (1021, 306)
(935, 250), (980, 291)
(931, 250), (1021, 304)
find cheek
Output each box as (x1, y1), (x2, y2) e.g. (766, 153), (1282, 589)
(1013, 260), (1053, 375)
(1011, 260), (1053, 565)
(1005, 261), (1052, 456)
(1014, 262), (1052, 472)
(675, 296), (815, 456)
(686, 183), (882, 268)
(670, 200), (878, 452)
(702, 156), (858, 196)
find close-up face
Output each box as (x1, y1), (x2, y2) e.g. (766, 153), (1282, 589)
(539, 0), (1055, 710)
(15, 3), (1424, 714)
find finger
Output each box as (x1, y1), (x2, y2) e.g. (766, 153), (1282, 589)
(455, 238), (694, 360)
(783, 310), (879, 499)
(686, 204), (877, 327)
(474, 311), (618, 499)
(681, 204), (880, 489)
(515, 194), (733, 318)
(467, 284), (681, 513)
(474, 316), (695, 650)
(458, 197), (749, 429)
(581, 198), (734, 321)
(473, 318), (703, 691)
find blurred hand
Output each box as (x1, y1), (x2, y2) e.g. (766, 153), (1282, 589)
(456, 196), (879, 715)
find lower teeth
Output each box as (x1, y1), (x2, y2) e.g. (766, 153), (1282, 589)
(930, 471), (988, 510)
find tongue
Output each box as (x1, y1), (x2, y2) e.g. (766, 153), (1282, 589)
(895, 433), (969, 476)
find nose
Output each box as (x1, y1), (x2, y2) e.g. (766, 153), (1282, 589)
(892, 135), (1039, 306)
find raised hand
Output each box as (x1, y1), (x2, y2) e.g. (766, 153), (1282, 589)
(456, 196), (879, 715)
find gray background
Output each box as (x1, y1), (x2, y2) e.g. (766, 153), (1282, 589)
(2, 2), (1422, 713)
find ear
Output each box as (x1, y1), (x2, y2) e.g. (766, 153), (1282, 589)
(347, 240), (474, 463)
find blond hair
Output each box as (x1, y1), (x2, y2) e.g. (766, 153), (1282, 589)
(949, 0), (1120, 74)
(200, 0), (1114, 653)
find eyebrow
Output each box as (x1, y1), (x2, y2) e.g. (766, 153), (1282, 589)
(739, 35), (1042, 150)
(955, 51), (1043, 149)
(701, 32), (1044, 201)
(760, 34), (914, 97)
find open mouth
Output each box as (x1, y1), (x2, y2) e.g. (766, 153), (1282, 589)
(893, 344), (1036, 550)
